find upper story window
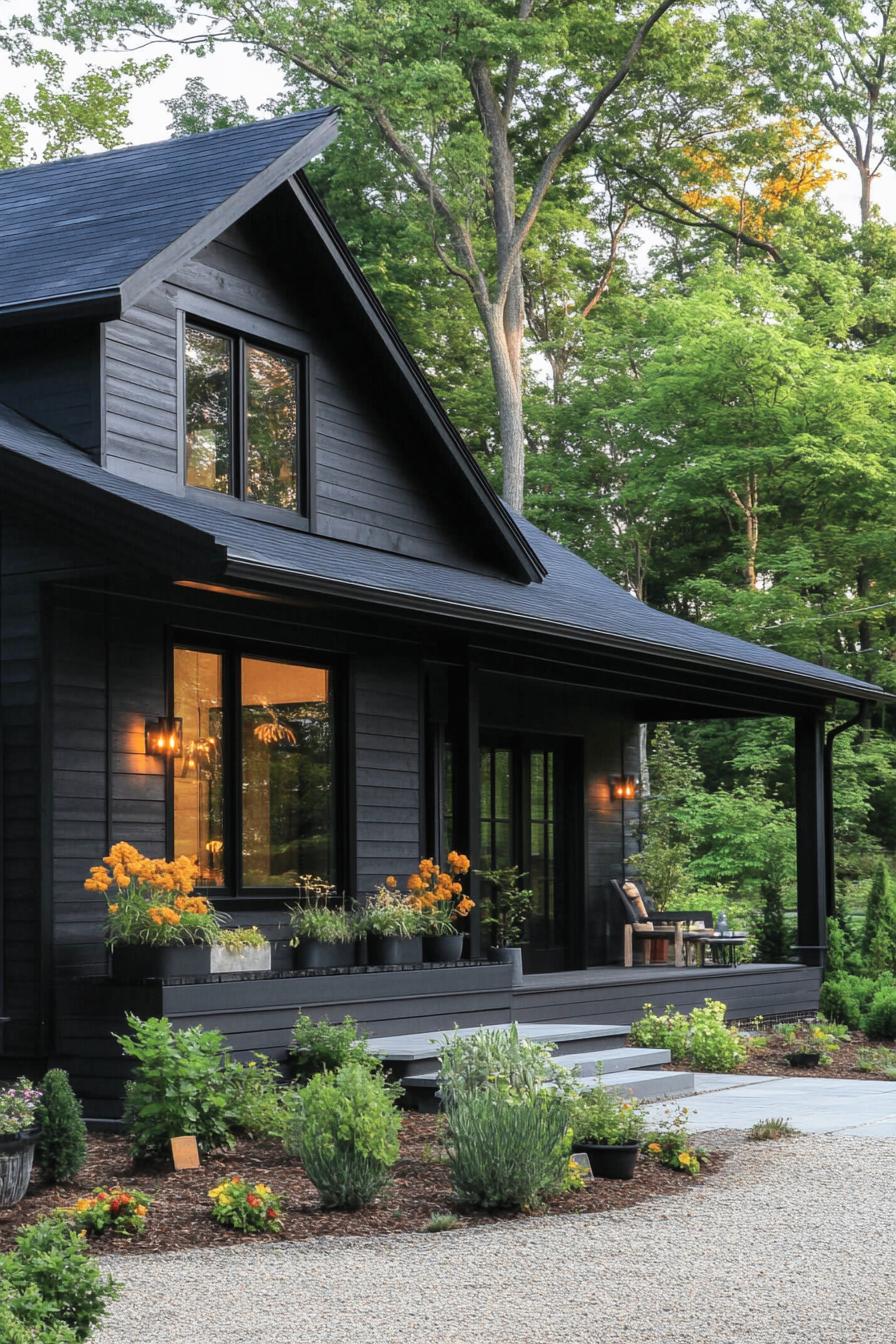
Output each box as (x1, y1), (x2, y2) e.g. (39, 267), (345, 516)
(184, 322), (303, 515)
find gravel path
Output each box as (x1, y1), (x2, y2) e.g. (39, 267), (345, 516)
(96, 1133), (895, 1344)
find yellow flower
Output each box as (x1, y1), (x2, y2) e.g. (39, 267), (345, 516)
(677, 1151), (692, 1166)
(135, 1205), (148, 1217)
(648, 1143), (661, 1154)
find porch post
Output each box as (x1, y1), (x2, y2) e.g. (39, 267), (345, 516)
(452, 658), (481, 959)
(794, 713), (829, 968)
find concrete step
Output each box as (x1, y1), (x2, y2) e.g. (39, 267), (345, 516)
(367, 1022), (630, 1079)
(560, 1047), (671, 1077)
(595, 1069), (695, 1102)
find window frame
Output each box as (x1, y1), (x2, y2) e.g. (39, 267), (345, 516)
(167, 633), (348, 905)
(181, 312), (311, 529)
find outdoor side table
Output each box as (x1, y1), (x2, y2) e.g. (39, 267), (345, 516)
(683, 933), (748, 968)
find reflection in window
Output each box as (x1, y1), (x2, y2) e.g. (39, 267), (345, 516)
(173, 648), (225, 885)
(246, 345), (298, 510)
(480, 745), (513, 869)
(185, 327), (232, 494)
(241, 657), (333, 886)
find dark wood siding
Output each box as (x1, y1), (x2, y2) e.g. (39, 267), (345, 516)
(354, 655), (422, 892)
(0, 322), (101, 455)
(101, 288), (180, 488)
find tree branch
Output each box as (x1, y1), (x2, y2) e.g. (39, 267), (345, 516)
(625, 176), (782, 262)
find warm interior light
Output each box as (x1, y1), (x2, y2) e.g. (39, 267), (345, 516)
(611, 774), (638, 801)
(145, 716), (183, 758)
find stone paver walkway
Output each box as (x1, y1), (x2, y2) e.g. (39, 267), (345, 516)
(644, 1072), (896, 1135)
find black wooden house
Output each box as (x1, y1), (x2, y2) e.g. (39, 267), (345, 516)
(0, 113), (887, 1103)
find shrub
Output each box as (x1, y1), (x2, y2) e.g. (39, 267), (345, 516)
(0, 1278), (79, 1344)
(438, 1022), (576, 1107)
(34, 1070), (87, 1184)
(208, 1176), (283, 1233)
(746, 1117), (800, 1141)
(864, 986), (896, 1039)
(571, 1086), (645, 1145)
(754, 878), (790, 963)
(61, 1188), (151, 1238)
(862, 861), (896, 972)
(630, 999), (746, 1072)
(474, 865), (534, 947)
(225, 1054), (289, 1140)
(643, 1106), (704, 1175)
(629, 1003), (691, 1056)
(424, 1212), (459, 1232)
(0, 1217), (118, 1341)
(856, 1045), (896, 1078)
(290, 1014), (378, 1085)
(116, 1014), (234, 1159)
(445, 1088), (571, 1208)
(819, 973), (890, 1029)
(285, 1063), (402, 1209)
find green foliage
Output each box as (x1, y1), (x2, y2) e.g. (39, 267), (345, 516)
(754, 878), (791, 964)
(643, 1107), (705, 1175)
(424, 1212), (460, 1232)
(444, 1088), (572, 1210)
(629, 724), (700, 910)
(475, 866), (536, 947)
(856, 1045), (896, 1079)
(630, 999), (747, 1071)
(818, 974), (887, 1029)
(34, 1070), (87, 1185)
(216, 926), (268, 952)
(746, 1117), (800, 1141)
(437, 1023), (577, 1109)
(208, 1176), (283, 1233)
(864, 986), (896, 1040)
(0, 1217), (118, 1341)
(64, 1188), (151, 1238)
(863, 862), (896, 974)
(290, 1014), (378, 1085)
(285, 1063), (402, 1209)
(571, 1086), (645, 1146)
(225, 1054), (290, 1140)
(116, 1014), (235, 1159)
(288, 901), (356, 945)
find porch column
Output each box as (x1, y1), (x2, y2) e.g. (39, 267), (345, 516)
(453, 659), (481, 959)
(794, 712), (829, 967)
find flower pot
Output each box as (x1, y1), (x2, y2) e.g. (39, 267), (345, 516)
(366, 934), (423, 966)
(489, 944), (524, 987)
(209, 943), (271, 975)
(422, 932), (464, 963)
(110, 942), (215, 981)
(294, 938), (358, 971)
(0, 1128), (39, 1207)
(573, 1141), (640, 1181)
(785, 1050), (821, 1068)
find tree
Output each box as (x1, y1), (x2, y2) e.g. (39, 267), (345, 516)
(863, 860), (896, 972)
(34, 1069), (88, 1184)
(754, 877), (790, 963)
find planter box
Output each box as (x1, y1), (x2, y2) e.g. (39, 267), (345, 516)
(489, 945), (524, 987)
(367, 934), (423, 966)
(111, 941), (270, 981)
(423, 933), (463, 963)
(294, 939), (358, 971)
(0, 1128), (40, 1207)
(572, 1140), (640, 1181)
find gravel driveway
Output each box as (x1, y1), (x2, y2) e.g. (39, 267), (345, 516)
(96, 1133), (894, 1344)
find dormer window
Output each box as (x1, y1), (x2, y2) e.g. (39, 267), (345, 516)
(184, 322), (304, 516)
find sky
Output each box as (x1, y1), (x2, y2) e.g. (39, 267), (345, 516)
(1, 4), (894, 229)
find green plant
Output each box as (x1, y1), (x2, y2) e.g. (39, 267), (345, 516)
(643, 1106), (705, 1175)
(61, 1188), (151, 1238)
(216, 926), (268, 953)
(387, 854), (474, 935)
(864, 985), (896, 1039)
(753, 877), (791, 963)
(208, 1176), (284, 1232)
(746, 1117), (800, 1141)
(862, 860), (896, 973)
(285, 1063), (402, 1209)
(34, 1070), (87, 1184)
(444, 1088), (572, 1209)
(438, 1023), (577, 1108)
(856, 1045), (896, 1078)
(474, 866), (535, 946)
(776, 1018), (845, 1065)
(571, 1085), (646, 1146)
(357, 886), (425, 939)
(0, 1078), (42, 1139)
(115, 1014), (235, 1159)
(819, 973), (889, 1029)
(424, 1212), (459, 1232)
(225, 1054), (290, 1140)
(629, 1003), (691, 1056)
(630, 999), (746, 1071)
(0, 1217), (119, 1341)
(288, 884), (356, 945)
(290, 1014), (379, 1085)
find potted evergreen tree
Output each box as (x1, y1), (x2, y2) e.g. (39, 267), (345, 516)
(476, 865), (534, 987)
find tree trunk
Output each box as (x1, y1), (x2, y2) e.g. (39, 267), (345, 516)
(859, 164), (873, 226)
(485, 299), (526, 513)
(728, 472), (759, 590)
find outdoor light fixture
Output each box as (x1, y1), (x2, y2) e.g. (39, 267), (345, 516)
(145, 716), (183, 758)
(611, 774), (638, 801)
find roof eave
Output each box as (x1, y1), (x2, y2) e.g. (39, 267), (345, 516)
(0, 286), (121, 329)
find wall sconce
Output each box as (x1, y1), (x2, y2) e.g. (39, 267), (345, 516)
(145, 716), (183, 758)
(611, 774), (638, 801)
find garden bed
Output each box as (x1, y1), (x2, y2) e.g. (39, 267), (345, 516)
(0, 1113), (721, 1255)
(650, 1029), (896, 1081)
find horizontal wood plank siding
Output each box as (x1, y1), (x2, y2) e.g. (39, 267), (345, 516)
(101, 288), (179, 487)
(353, 656), (422, 892)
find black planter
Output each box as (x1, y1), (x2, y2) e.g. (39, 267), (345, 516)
(423, 933), (464, 963)
(294, 938), (358, 971)
(367, 934), (423, 966)
(573, 1141), (640, 1181)
(785, 1050), (822, 1068)
(0, 1127), (40, 1207)
(489, 945), (524, 987)
(111, 942), (214, 981)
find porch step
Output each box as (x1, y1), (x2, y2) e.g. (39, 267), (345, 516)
(367, 1022), (630, 1080)
(558, 1047), (672, 1077)
(590, 1069), (695, 1101)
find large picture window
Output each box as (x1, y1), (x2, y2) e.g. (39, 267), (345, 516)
(185, 323), (302, 515)
(173, 645), (336, 894)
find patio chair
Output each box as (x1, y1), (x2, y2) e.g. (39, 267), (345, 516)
(611, 879), (684, 969)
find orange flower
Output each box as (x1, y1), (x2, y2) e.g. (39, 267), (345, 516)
(456, 897), (475, 917)
(447, 851), (471, 875)
(385, 875), (397, 889)
(407, 873), (424, 893)
(107, 903), (119, 915)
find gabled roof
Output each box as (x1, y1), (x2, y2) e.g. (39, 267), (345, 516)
(0, 402), (887, 707)
(0, 110), (338, 321)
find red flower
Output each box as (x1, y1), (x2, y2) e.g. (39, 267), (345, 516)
(247, 1194), (261, 1208)
(109, 1200), (121, 1214)
(266, 1207), (277, 1220)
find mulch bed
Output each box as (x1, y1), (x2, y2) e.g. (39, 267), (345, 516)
(653, 1029), (896, 1082)
(0, 1113), (721, 1255)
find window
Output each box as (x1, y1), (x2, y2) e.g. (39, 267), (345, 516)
(173, 646), (336, 893)
(185, 323), (302, 515)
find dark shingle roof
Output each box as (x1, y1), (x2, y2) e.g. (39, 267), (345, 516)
(0, 110), (337, 316)
(0, 402), (885, 705)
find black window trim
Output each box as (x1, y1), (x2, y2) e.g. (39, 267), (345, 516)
(182, 313), (311, 527)
(167, 631), (348, 907)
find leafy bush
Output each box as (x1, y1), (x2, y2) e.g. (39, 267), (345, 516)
(571, 1086), (645, 1145)
(116, 1014), (234, 1159)
(746, 1117), (800, 1141)
(856, 1045), (896, 1078)
(424, 1212), (460, 1232)
(643, 1106), (705, 1175)
(445, 1088), (571, 1208)
(754, 878), (790, 963)
(864, 986), (896, 1039)
(475, 865), (534, 946)
(62, 1188), (151, 1239)
(630, 999), (746, 1071)
(225, 1054), (290, 1140)
(35, 1070), (87, 1184)
(285, 1063), (402, 1209)
(208, 1177), (284, 1232)
(216, 926), (268, 953)
(438, 1022), (576, 1107)
(0, 1217), (118, 1341)
(290, 1014), (378, 1085)
(819, 973), (890, 1029)
(0, 1278), (79, 1344)
(862, 861), (896, 973)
